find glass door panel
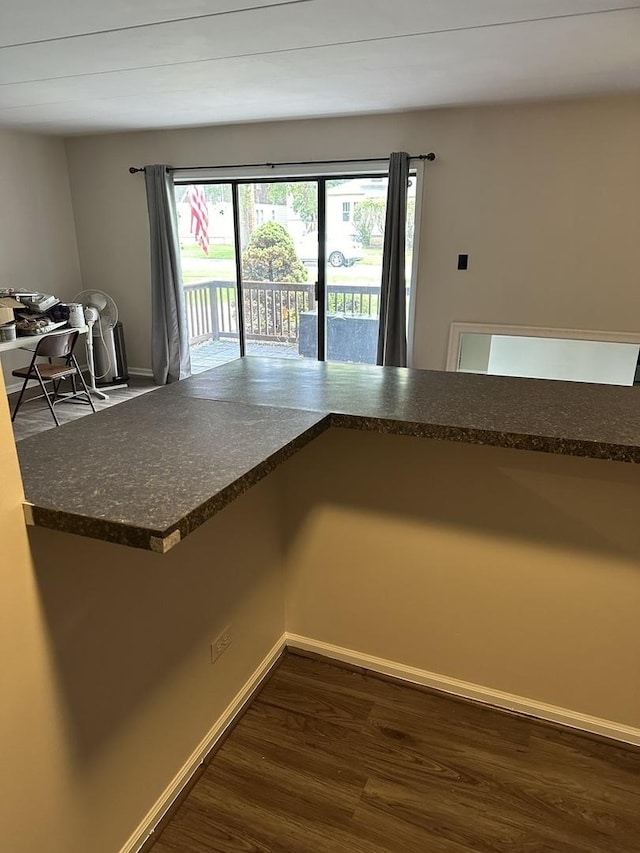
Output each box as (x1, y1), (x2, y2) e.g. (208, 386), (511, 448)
(176, 182), (241, 373)
(323, 175), (417, 364)
(323, 177), (385, 364)
(238, 181), (318, 360)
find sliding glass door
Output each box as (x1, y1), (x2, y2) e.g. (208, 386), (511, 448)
(237, 181), (318, 360)
(175, 172), (417, 372)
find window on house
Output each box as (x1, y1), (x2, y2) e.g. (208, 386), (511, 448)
(174, 167), (420, 372)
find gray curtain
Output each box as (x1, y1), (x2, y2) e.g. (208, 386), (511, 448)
(144, 164), (191, 384)
(377, 151), (409, 367)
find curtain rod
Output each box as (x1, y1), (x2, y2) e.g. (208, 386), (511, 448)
(128, 153), (436, 174)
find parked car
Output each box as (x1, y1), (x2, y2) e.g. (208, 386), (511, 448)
(296, 229), (364, 268)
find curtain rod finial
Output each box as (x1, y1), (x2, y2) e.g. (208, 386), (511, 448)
(426, 152), (436, 161)
(129, 166), (143, 174)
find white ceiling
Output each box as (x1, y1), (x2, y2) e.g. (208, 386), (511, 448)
(0, 0), (638, 135)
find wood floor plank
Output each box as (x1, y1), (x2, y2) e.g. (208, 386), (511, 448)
(348, 813), (476, 853)
(150, 653), (640, 853)
(176, 776), (391, 853)
(231, 705), (369, 799)
(151, 814), (272, 853)
(283, 653), (532, 751)
(364, 702), (638, 851)
(9, 376), (156, 441)
(202, 736), (364, 823)
(256, 663), (375, 731)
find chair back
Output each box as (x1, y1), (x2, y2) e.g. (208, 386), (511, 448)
(35, 329), (79, 358)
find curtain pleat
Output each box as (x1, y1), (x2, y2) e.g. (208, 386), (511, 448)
(377, 152), (409, 367)
(144, 165), (191, 384)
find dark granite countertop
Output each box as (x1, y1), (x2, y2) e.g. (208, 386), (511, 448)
(17, 358), (640, 552)
(18, 391), (328, 552)
(167, 358), (640, 461)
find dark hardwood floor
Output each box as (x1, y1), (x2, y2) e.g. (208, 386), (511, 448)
(150, 653), (640, 853)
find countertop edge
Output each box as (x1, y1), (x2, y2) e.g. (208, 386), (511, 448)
(328, 414), (640, 463)
(24, 415), (332, 552)
(26, 504), (165, 552)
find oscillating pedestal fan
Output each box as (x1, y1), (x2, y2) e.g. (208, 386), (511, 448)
(73, 290), (127, 399)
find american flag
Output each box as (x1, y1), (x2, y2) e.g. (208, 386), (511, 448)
(187, 184), (209, 254)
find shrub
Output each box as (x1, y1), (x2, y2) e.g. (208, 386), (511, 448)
(242, 222), (308, 283)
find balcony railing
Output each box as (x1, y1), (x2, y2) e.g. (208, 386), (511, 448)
(184, 280), (381, 346)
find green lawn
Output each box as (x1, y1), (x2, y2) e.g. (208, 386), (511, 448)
(180, 243), (410, 266)
(360, 248), (413, 266)
(182, 267), (235, 284)
(180, 245), (412, 286)
(180, 242), (236, 260)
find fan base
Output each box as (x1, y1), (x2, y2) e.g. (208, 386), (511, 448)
(95, 381), (128, 391)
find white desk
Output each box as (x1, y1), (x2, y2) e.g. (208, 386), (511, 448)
(0, 325), (88, 354)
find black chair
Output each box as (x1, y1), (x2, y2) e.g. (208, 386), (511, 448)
(11, 329), (96, 426)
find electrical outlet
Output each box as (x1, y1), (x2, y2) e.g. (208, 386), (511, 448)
(210, 626), (231, 663)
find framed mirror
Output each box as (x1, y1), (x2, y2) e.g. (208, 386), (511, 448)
(446, 323), (640, 387)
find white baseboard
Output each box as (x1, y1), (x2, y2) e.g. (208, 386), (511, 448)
(128, 367), (154, 378)
(285, 633), (640, 748)
(120, 634), (287, 853)
(4, 379), (22, 395)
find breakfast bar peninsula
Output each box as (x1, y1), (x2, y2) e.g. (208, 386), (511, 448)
(16, 357), (640, 552)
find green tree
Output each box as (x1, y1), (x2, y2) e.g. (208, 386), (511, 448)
(267, 183), (318, 229)
(242, 221), (308, 282)
(204, 184), (231, 204)
(238, 184), (256, 247)
(353, 198), (386, 247)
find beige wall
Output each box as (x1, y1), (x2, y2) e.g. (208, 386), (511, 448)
(64, 94), (640, 371)
(0, 129), (82, 387)
(0, 365), (286, 853)
(283, 429), (640, 728)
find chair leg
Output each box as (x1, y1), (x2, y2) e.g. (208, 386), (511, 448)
(72, 356), (97, 413)
(11, 350), (41, 423)
(11, 375), (31, 422)
(34, 368), (60, 426)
